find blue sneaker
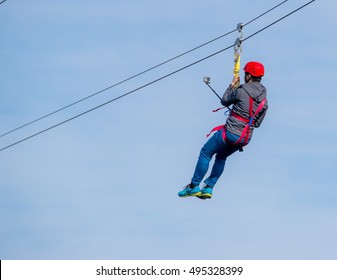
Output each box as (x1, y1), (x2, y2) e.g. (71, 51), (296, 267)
(197, 185), (213, 199)
(178, 184), (202, 198)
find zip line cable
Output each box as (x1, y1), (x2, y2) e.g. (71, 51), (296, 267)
(244, 0), (288, 26)
(0, 0), (288, 139)
(0, 0), (316, 153)
(242, 0), (316, 44)
(0, 0), (7, 5)
(0, 44), (236, 153)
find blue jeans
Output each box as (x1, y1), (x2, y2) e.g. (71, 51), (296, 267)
(191, 129), (249, 188)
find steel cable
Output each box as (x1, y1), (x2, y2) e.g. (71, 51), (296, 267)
(0, 0), (316, 152)
(0, 0), (288, 139)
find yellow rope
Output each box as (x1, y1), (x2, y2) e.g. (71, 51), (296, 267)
(232, 51), (241, 88)
(233, 53), (241, 78)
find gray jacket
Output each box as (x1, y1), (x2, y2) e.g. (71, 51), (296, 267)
(221, 82), (268, 137)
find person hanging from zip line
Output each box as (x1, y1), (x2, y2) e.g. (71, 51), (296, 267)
(178, 61), (268, 199)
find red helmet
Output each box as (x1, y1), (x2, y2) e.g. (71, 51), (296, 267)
(243, 61), (264, 77)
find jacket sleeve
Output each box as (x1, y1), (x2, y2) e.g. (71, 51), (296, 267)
(254, 102), (268, 128)
(221, 85), (237, 107)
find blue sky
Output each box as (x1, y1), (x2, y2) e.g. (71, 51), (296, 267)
(1, 0), (336, 260)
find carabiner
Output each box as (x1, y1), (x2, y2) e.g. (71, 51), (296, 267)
(234, 22), (244, 55)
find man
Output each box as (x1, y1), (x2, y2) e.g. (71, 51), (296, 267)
(178, 61), (268, 199)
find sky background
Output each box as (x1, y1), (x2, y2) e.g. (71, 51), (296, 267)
(1, 0), (336, 260)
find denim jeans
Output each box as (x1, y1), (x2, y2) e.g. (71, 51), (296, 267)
(191, 129), (249, 188)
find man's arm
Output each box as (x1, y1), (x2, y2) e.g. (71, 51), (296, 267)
(254, 104), (268, 128)
(221, 76), (240, 107)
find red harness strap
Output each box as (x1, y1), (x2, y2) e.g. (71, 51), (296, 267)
(206, 125), (225, 138)
(207, 97), (266, 147)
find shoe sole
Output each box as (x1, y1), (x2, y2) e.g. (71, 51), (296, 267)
(196, 194), (212, 200)
(179, 191), (202, 198)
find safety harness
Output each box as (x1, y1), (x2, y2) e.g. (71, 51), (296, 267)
(207, 95), (266, 147)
